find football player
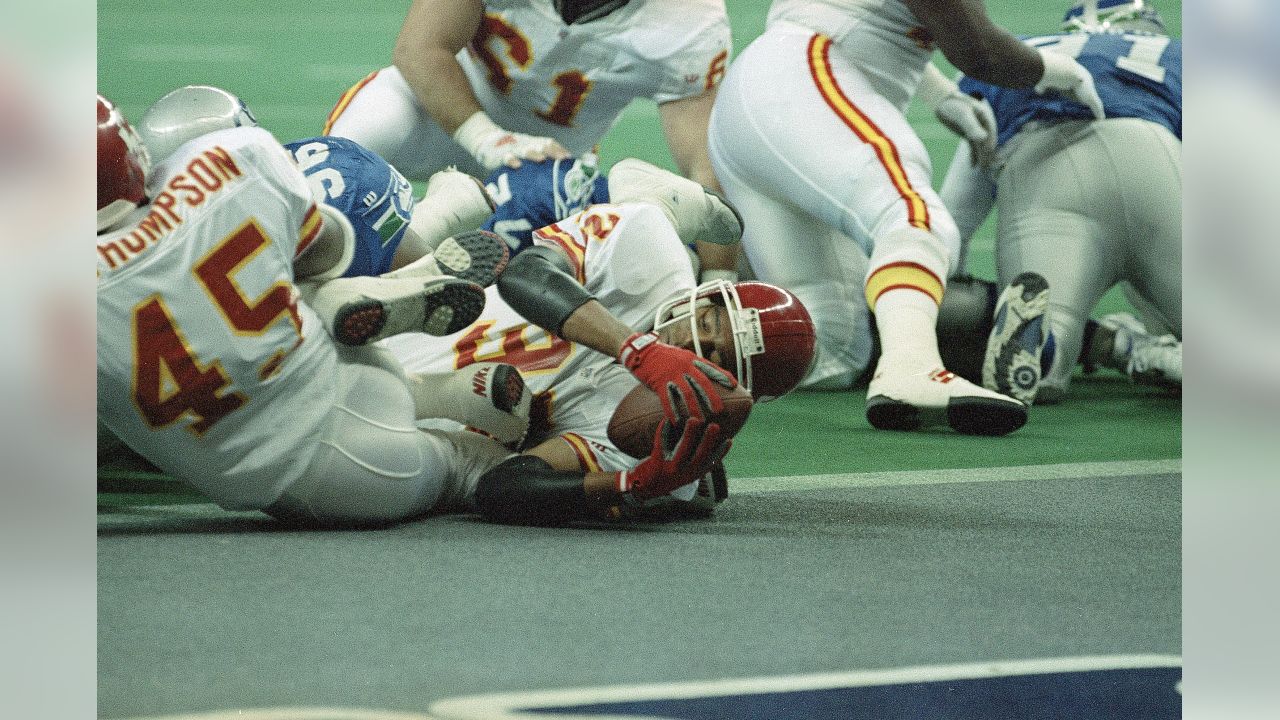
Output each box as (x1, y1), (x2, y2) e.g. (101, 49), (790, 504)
(322, 1), (729, 184)
(96, 94), (511, 527)
(102, 93), (771, 526)
(381, 200), (817, 525)
(135, 85), (506, 347)
(937, 0), (1182, 402)
(708, 0), (1108, 436)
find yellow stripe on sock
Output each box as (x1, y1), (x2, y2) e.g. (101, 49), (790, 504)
(865, 261), (944, 309)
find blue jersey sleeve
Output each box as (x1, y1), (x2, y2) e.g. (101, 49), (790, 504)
(283, 136), (414, 277)
(482, 157), (610, 255)
(958, 32), (1181, 146)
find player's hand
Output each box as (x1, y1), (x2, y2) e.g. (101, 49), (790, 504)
(1035, 49), (1106, 120)
(453, 111), (571, 171)
(618, 332), (737, 424)
(935, 92), (998, 170)
(618, 417), (728, 500)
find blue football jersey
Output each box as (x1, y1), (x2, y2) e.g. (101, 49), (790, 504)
(482, 157), (610, 255)
(283, 136), (414, 277)
(959, 31), (1181, 146)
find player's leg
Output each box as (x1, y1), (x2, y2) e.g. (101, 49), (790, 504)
(994, 121), (1124, 404)
(713, 157), (874, 389)
(606, 158), (744, 250)
(322, 66), (483, 181)
(265, 347), (513, 526)
(1108, 119), (1182, 340)
(723, 29), (1021, 432)
(709, 28), (890, 391)
(396, 169), (496, 263)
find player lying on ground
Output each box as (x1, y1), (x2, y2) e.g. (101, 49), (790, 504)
(935, 0), (1181, 402)
(96, 94), (517, 526)
(101, 93), (810, 525)
(380, 199), (816, 525)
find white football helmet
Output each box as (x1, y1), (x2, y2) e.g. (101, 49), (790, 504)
(137, 85), (258, 165)
(653, 280), (816, 402)
(1063, 0), (1166, 35)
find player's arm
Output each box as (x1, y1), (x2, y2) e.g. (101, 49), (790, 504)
(902, 0), (1104, 118)
(497, 244), (736, 423)
(658, 89), (721, 190)
(473, 421), (726, 525)
(392, 0), (570, 169)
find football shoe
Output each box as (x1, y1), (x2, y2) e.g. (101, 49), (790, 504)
(982, 271), (1050, 405)
(608, 158), (743, 247)
(866, 364), (1028, 436)
(1100, 313), (1182, 388)
(408, 168), (497, 250)
(1129, 336), (1182, 388)
(387, 230), (510, 287)
(310, 275), (486, 346)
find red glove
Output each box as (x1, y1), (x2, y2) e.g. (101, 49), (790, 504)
(616, 417), (730, 501)
(618, 332), (737, 424)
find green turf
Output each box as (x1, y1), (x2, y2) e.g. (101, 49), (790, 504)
(97, 0), (1181, 495)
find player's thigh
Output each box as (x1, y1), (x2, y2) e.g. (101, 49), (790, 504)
(710, 26), (947, 251)
(1101, 120), (1182, 336)
(269, 356), (452, 526)
(716, 161), (873, 388)
(325, 66), (483, 180)
(998, 125), (1126, 390)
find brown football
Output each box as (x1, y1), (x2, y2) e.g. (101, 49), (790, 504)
(607, 382), (754, 459)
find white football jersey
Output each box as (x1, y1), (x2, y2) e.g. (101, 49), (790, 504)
(767, 0), (934, 108)
(383, 202), (697, 472)
(460, 0), (731, 154)
(97, 127), (337, 510)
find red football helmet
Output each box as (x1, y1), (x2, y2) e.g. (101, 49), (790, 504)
(653, 280), (816, 402)
(97, 94), (151, 233)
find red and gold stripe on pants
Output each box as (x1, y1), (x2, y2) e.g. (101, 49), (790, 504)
(322, 69), (380, 135)
(807, 34), (931, 231)
(295, 204), (322, 258)
(560, 433), (602, 473)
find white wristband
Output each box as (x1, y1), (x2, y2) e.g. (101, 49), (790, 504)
(452, 111), (504, 157)
(916, 63), (961, 110)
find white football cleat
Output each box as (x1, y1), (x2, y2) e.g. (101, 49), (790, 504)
(1097, 312), (1182, 388)
(866, 364), (1028, 436)
(982, 272), (1050, 405)
(408, 168), (496, 250)
(309, 275), (486, 346)
(607, 158), (742, 247)
(386, 229), (510, 287)
(1128, 335), (1182, 388)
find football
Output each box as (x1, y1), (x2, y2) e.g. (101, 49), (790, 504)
(607, 382), (753, 459)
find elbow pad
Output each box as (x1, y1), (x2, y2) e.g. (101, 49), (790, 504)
(497, 246), (595, 336)
(474, 454), (589, 525)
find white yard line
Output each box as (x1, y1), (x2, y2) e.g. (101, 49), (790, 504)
(736, 459), (1181, 493)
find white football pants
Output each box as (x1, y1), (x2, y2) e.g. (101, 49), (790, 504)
(991, 118), (1182, 397)
(267, 345), (512, 526)
(708, 24), (959, 389)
